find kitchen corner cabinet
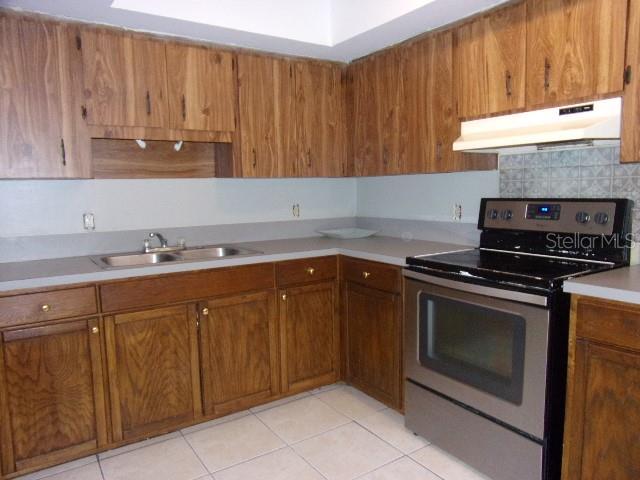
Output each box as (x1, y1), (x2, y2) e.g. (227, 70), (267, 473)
(454, 1), (527, 119)
(341, 257), (402, 409)
(0, 15), (91, 178)
(278, 258), (339, 393)
(622, 0), (640, 163)
(562, 296), (640, 480)
(525, 0), (627, 108)
(104, 305), (202, 442)
(198, 291), (280, 416)
(0, 318), (107, 476)
(351, 48), (406, 176)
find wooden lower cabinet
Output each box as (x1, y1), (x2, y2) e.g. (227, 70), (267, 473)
(279, 281), (339, 393)
(562, 296), (640, 480)
(0, 318), (107, 476)
(343, 281), (402, 409)
(104, 305), (202, 442)
(198, 291), (280, 415)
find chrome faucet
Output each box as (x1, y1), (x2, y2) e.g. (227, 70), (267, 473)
(143, 232), (185, 253)
(149, 232), (169, 248)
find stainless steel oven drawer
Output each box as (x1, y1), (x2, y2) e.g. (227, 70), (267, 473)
(405, 381), (543, 480)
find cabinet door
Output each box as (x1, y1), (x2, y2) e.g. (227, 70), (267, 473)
(352, 49), (406, 176)
(621, 0), (640, 163)
(295, 61), (347, 177)
(563, 341), (640, 480)
(105, 305), (202, 442)
(405, 31), (459, 173)
(280, 282), (338, 393)
(81, 29), (169, 127)
(0, 319), (107, 475)
(344, 282), (401, 408)
(199, 291), (279, 416)
(0, 16), (90, 178)
(455, 2), (526, 118)
(526, 0), (627, 107)
(166, 44), (235, 132)
(237, 54), (296, 177)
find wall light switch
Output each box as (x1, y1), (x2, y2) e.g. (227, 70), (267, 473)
(83, 213), (95, 231)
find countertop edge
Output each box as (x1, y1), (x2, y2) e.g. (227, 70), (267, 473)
(563, 281), (640, 305)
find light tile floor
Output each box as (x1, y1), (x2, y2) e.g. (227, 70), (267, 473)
(16, 384), (491, 480)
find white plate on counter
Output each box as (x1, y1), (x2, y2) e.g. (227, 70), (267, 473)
(316, 228), (379, 239)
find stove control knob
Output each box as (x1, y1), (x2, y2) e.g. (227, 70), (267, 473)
(487, 209), (499, 220)
(575, 211), (591, 224)
(500, 209), (513, 220)
(594, 212), (609, 225)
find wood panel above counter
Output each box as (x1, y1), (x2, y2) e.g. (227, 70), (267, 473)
(1, 0), (639, 180)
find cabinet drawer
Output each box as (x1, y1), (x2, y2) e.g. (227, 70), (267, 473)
(276, 256), (337, 287)
(341, 257), (401, 293)
(0, 286), (97, 328)
(100, 263), (275, 312)
(576, 297), (640, 351)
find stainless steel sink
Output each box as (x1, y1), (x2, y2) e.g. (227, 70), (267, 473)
(91, 245), (261, 269)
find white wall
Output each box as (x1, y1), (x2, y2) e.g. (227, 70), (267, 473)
(0, 178), (356, 237)
(356, 171), (500, 223)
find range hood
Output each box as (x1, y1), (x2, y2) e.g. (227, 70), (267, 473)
(453, 97), (621, 154)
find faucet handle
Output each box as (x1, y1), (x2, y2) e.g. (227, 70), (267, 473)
(143, 238), (151, 252)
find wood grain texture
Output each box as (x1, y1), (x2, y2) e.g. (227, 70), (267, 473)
(199, 291), (279, 415)
(0, 287), (97, 329)
(99, 263), (275, 313)
(89, 125), (232, 143)
(344, 282), (401, 409)
(92, 139), (216, 178)
(105, 305), (201, 441)
(0, 16), (67, 178)
(575, 296), (640, 351)
(0, 319), (107, 471)
(525, 0), (627, 108)
(276, 256), (338, 287)
(341, 256), (401, 293)
(294, 61), (347, 177)
(237, 53), (296, 177)
(621, 0), (640, 163)
(80, 29), (169, 127)
(166, 44), (235, 132)
(279, 281), (338, 393)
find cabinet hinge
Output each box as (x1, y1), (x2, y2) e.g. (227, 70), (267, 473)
(75, 35), (82, 50)
(81, 105), (88, 120)
(624, 65), (632, 85)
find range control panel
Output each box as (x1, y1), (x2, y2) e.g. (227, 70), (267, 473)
(481, 199), (618, 235)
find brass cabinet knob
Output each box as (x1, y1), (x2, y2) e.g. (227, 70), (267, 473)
(306, 267), (315, 275)
(281, 294), (287, 301)
(201, 307), (209, 316)
(41, 304), (51, 312)
(362, 271), (371, 279)
(91, 326), (99, 334)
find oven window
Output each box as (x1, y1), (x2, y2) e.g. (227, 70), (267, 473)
(418, 292), (526, 405)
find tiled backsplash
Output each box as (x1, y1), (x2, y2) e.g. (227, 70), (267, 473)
(499, 146), (639, 233)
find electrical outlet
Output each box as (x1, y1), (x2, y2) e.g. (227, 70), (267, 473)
(83, 212), (95, 231)
(292, 203), (301, 218)
(452, 203), (462, 221)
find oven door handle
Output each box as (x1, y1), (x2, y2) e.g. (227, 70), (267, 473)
(404, 270), (548, 307)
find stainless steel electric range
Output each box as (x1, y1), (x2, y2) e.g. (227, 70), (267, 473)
(403, 198), (633, 480)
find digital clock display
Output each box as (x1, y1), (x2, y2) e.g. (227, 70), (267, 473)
(526, 203), (561, 220)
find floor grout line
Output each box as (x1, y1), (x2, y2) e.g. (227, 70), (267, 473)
(180, 428), (214, 477)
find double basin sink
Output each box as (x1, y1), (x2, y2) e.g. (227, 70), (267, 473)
(91, 245), (262, 269)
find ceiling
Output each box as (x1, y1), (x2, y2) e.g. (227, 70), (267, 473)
(1, 0), (508, 62)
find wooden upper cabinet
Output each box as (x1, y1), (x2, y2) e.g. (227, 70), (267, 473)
(294, 61), (347, 177)
(165, 44), (236, 132)
(0, 319), (107, 475)
(199, 291), (279, 416)
(80, 29), (169, 128)
(351, 49), (406, 176)
(622, 0), (640, 163)
(405, 31), (459, 173)
(454, 1), (527, 119)
(237, 54), (296, 177)
(525, 0), (628, 108)
(104, 305), (202, 442)
(0, 16), (90, 178)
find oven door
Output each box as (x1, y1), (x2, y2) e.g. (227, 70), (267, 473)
(404, 271), (550, 440)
